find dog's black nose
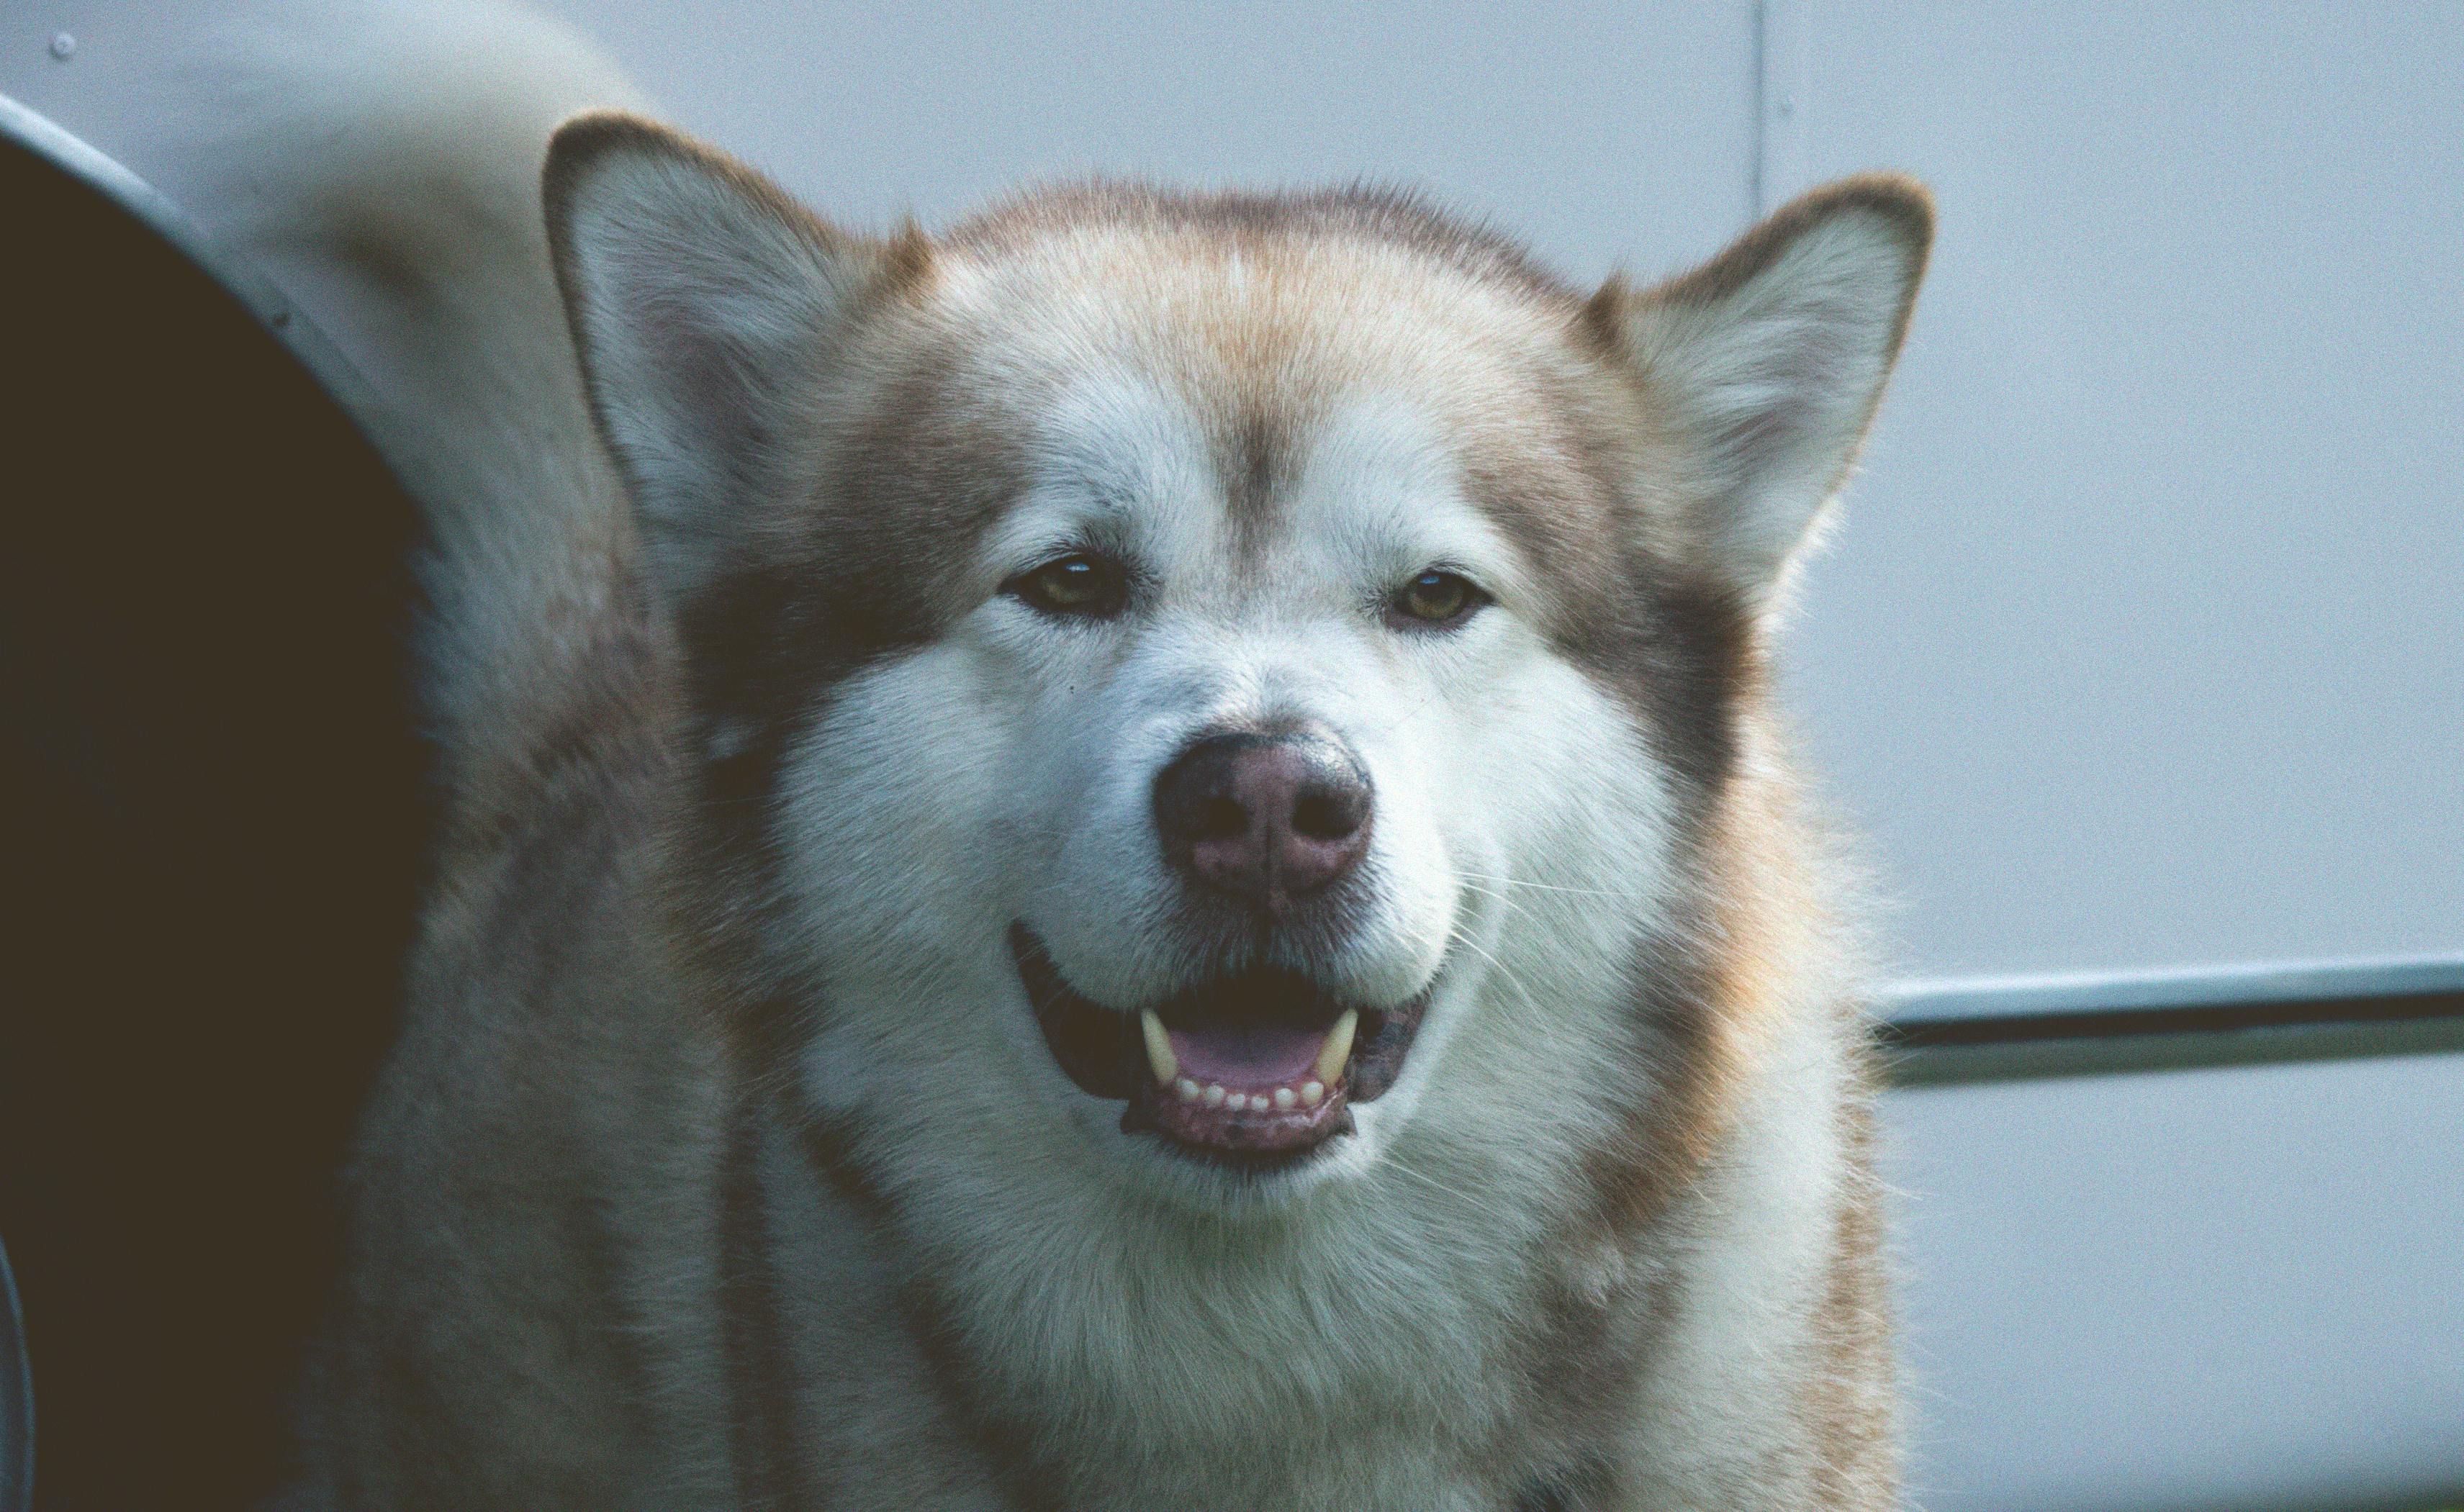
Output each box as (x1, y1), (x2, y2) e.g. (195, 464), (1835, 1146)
(1152, 730), (1373, 914)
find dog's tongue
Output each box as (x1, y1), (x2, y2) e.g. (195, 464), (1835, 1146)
(1165, 1019), (1324, 1087)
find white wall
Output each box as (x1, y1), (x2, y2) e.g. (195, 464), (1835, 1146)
(540, 0), (1761, 288)
(1764, 1), (2464, 982)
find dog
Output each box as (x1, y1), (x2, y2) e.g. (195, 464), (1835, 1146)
(145, 4), (1929, 1506)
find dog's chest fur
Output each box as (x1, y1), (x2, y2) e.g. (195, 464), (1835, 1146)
(735, 1022), (1843, 1512)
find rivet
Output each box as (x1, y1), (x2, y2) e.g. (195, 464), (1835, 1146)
(50, 32), (77, 60)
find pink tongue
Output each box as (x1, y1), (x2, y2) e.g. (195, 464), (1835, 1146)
(1166, 1020), (1327, 1088)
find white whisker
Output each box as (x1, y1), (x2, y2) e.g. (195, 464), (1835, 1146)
(1456, 871), (1643, 902)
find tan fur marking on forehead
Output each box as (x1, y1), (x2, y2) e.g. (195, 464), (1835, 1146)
(891, 197), (1647, 575)
(944, 181), (1584, 310)
(815, 179), (1715, 748)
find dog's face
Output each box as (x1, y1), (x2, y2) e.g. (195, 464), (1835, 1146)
(546, 121), (1928, 1210)
(765, 250), (1676, 1195)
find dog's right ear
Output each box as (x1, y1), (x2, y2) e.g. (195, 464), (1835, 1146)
(544, 112), (922, 603)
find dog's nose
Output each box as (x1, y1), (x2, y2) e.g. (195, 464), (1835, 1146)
(1152, 730), (1373, 913)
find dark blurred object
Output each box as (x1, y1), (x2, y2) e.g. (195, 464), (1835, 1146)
(0, 98), (425, 1509)
(2, 1237), (28, 1512)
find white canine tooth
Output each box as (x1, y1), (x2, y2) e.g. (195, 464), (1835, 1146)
(1300, 1080), (1324, 1106)
(1204, 1084), (1227, 1108)
(1140, 1010), (1177, 1086)
(1273, 1087), (1296, 1110)
(1175, 1077), (1201, 1103)
(1314, 1010), (1358, 1087)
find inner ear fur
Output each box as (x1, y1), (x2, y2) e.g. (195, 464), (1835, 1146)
(1588, 173), (1933, 612)
(542, 110), (929, 604)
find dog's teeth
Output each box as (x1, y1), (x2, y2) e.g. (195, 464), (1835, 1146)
(1140, 1010), (1177, 1086)
(1175, 1077), (1200, 1103)
(1204, 1084), (1227, 1108)
(1300, 1079), (1324, 1106)
(1314, 1010), (1358, 1087)
(1273, 1087), (1296, 1110)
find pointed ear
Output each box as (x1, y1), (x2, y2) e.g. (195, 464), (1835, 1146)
(543, 112), (923, 602)
(1590, 174), (1932, 610)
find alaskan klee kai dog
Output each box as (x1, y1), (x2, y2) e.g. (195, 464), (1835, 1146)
(157, 4), (1928, 1506)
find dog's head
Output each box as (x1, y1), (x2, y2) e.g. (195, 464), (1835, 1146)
(545, 118), (1927, 1206)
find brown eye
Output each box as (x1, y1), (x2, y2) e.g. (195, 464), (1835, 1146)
(1007, 553), (1127, 619)
(1389, 569), (1487, 630)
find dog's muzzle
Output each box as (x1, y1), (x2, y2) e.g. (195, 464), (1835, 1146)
(1013, 723), (1431, 1165)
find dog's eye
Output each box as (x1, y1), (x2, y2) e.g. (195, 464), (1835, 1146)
(1388, 569), (1488, 630)
(1006, 553), (1128, 619)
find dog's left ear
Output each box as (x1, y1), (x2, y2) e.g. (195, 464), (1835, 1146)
(544, 112), (926, 605)
(1589, 174), (1932, 612)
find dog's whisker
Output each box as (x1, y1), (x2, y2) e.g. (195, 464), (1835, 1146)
(1442, 919), (1546, 1015)
(1456, 871), (1646, 902)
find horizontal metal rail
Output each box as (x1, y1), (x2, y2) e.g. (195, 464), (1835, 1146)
(1878, 956), (2464, 1087)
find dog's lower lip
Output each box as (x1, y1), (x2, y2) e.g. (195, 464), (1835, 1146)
(1008, 924), (1432, 1163)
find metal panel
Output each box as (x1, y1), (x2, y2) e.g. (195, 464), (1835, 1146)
(1878, 956), (2464, 1508)
(1885, 1056), (2464, 1512)
(1764, 1), (2464, 980)
(1787, 21), (2464, 1476)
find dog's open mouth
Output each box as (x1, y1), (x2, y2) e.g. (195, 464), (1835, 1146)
(1010, 924), (1430, 1164)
